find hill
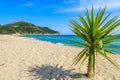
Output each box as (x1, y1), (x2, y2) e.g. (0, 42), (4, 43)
(0, 21), (60, 35)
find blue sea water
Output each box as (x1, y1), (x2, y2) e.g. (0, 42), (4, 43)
(22, 35), (120, 54)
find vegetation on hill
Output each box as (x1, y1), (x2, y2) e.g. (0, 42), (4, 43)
(0, 21), (59, 35)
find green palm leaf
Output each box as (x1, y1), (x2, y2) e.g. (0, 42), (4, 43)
(70, 6), (120, 78)
(103, 34), (120, 43)
(97, 49), (120, 69)
(73, 48), (88, 65)
(68, 40), (88, 47)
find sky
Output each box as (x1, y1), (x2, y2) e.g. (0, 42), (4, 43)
(0, 0), (120, 34)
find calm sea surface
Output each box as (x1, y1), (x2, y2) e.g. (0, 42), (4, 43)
(21, 35), (120, 54)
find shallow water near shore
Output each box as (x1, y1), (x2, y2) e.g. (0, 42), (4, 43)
(22, 35), (120, 54)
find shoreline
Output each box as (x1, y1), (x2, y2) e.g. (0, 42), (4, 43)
(0, 35), (120, 80)
(20, 34), (120, 55)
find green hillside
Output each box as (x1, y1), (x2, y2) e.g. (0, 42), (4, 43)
(0, 21), (60, 35)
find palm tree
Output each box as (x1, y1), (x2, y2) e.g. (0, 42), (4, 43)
(69, 6), (120, 78)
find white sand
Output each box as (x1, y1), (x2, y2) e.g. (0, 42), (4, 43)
(0, 35), (120, 80)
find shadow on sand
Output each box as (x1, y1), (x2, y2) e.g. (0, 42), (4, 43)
(28, 65), (86, 80)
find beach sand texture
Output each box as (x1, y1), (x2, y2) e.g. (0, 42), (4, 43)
(0, 35), (120, 80)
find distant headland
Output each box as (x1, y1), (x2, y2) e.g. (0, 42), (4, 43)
(0, 21), (60, 35)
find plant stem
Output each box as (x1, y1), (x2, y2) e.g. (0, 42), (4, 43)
(87, 49), (94, 78)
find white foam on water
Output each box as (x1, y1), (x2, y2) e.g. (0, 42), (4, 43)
(56, 42), (64, 45)
(30, 37), (37, 40)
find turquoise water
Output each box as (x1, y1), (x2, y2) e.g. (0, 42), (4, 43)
(22, 35), (120, 54)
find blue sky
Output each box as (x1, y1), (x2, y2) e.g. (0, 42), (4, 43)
(0, 0), (120, 34)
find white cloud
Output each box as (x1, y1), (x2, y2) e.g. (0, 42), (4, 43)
(57, 0), (120, 13)
(24, 1), (34, 7)
(46, 5), (57, 8)
(67, 0), (77, 4)
(38, 5), (57, 10)
(63, 0), (78, 4)
(107, 1), (120, 9)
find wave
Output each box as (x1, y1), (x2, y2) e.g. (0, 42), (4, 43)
(30, 37), (37, 40)
(56, 42), (64, 45)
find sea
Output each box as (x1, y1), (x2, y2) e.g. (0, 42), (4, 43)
(21, 35), (120, 54)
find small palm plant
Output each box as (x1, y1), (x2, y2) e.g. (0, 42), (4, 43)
(70, 6), (120, 78)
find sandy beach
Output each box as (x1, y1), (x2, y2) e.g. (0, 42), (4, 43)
(0, 35), (120, 80)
